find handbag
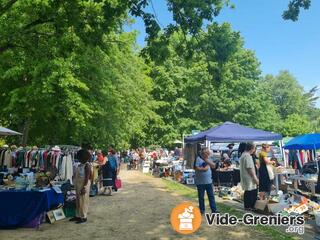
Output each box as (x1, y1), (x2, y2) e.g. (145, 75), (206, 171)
(115, 178), (122, 189)
(266, 164), (274, 180)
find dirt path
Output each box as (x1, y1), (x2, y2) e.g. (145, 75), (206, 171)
(0, 168), (272, 240)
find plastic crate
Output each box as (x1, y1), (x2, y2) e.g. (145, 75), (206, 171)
(63, 207), (76, 218)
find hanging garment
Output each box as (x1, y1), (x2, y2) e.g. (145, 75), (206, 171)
(299, 151), (304, 166)
(303, 151), (308, 164)
(65, 155), (74, 184)
(16, 150), (25, 167)
(29, 150), (39, 167)
(38, 150), (43, 169)
(11, 150), (17, 167)
(60, 155), (67, 180)
(24, 150), (31, 168)
(3, 149), (12, 168)
(289, 150), (297, 166)
(297, 151), (303, 169)
(0, 149), (6, 167)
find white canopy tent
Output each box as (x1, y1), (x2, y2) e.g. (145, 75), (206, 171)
(0, 126), (22, 136)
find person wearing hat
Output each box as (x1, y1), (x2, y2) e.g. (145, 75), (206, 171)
(227, 143), (235, 156)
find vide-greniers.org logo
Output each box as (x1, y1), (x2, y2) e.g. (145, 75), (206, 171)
(206, 213), (305, 235)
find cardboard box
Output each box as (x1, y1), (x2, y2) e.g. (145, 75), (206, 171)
(279, 184), (288, 192)
(294, 204), (308, 214)
(267, 203), (289, 214)
(254, 200), (268, 211)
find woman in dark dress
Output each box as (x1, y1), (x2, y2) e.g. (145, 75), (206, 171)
(258, 144), (276, 200)
(101, 150), (113, 196)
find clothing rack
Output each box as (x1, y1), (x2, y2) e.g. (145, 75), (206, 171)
(0, 145), (81, 184)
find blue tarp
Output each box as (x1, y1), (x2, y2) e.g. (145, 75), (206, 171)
(184, 121), (282, 143)
(283, 133), (320, 150)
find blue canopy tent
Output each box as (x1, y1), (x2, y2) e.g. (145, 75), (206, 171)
(183, 122), (284, 181)
(184, 121), (282, 143)
(283, 133), (320, 174)
(283, 133), (320, 173)
(283, 133), (320, 150)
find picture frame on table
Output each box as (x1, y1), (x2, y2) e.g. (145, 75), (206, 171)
(47, 211), (56, 224)
(186, 178), (195, 185)
(53, 208), (66, 221)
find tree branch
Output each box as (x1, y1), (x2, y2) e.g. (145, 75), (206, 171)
(22, 18), (54, 33)
(0, 43), (15, 54)
(0, 42), (30, 54)
(0, 0), (18, 16)
(0, 17), (54, 55)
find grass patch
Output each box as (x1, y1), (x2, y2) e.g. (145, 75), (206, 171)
(162, 178), (295, 240)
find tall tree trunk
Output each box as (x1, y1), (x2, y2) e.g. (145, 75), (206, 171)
(21, 119), (31, 146)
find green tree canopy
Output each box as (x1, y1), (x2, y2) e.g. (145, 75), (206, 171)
(283, 0), (311, 21)
(282, 114), (312, 136)
(0, 0), (230, 147)
(141, 23), (287, 146)
(259, 71), (319, 136)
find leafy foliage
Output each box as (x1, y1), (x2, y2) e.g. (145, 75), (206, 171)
(0, 0), (156, 148)
(283, 0), (311, 21)
(282, 114), (312, 136)
(143, 25), (319, 144)
(0, 0), (318, 148)
(259, 71), (319, 136)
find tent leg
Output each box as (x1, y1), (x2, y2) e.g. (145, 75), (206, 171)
(280, 140), (286, 168)
(182, 133), (185, 149)
(315, 145), (319, 174)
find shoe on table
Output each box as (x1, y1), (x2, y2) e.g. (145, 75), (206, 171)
(76, 218), (87, 224)
(69, 217), (80, 222)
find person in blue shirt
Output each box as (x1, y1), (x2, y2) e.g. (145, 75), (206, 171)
(194, 147), (218, 214)
(108, 145), (120, 191)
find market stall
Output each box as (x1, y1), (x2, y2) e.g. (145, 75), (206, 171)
(0, 144), (80, 228)
(283, 133), (320, 195)
(184, 121), (283, 167)
(250, 133), (320, 218)
(184, 121), (283, 186)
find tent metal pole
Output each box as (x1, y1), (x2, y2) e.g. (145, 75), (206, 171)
(205, 140), (209, 148)
(279, 140), (286, 167)
(315, 144), (319, 174)
(182, 133), (185, 149)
